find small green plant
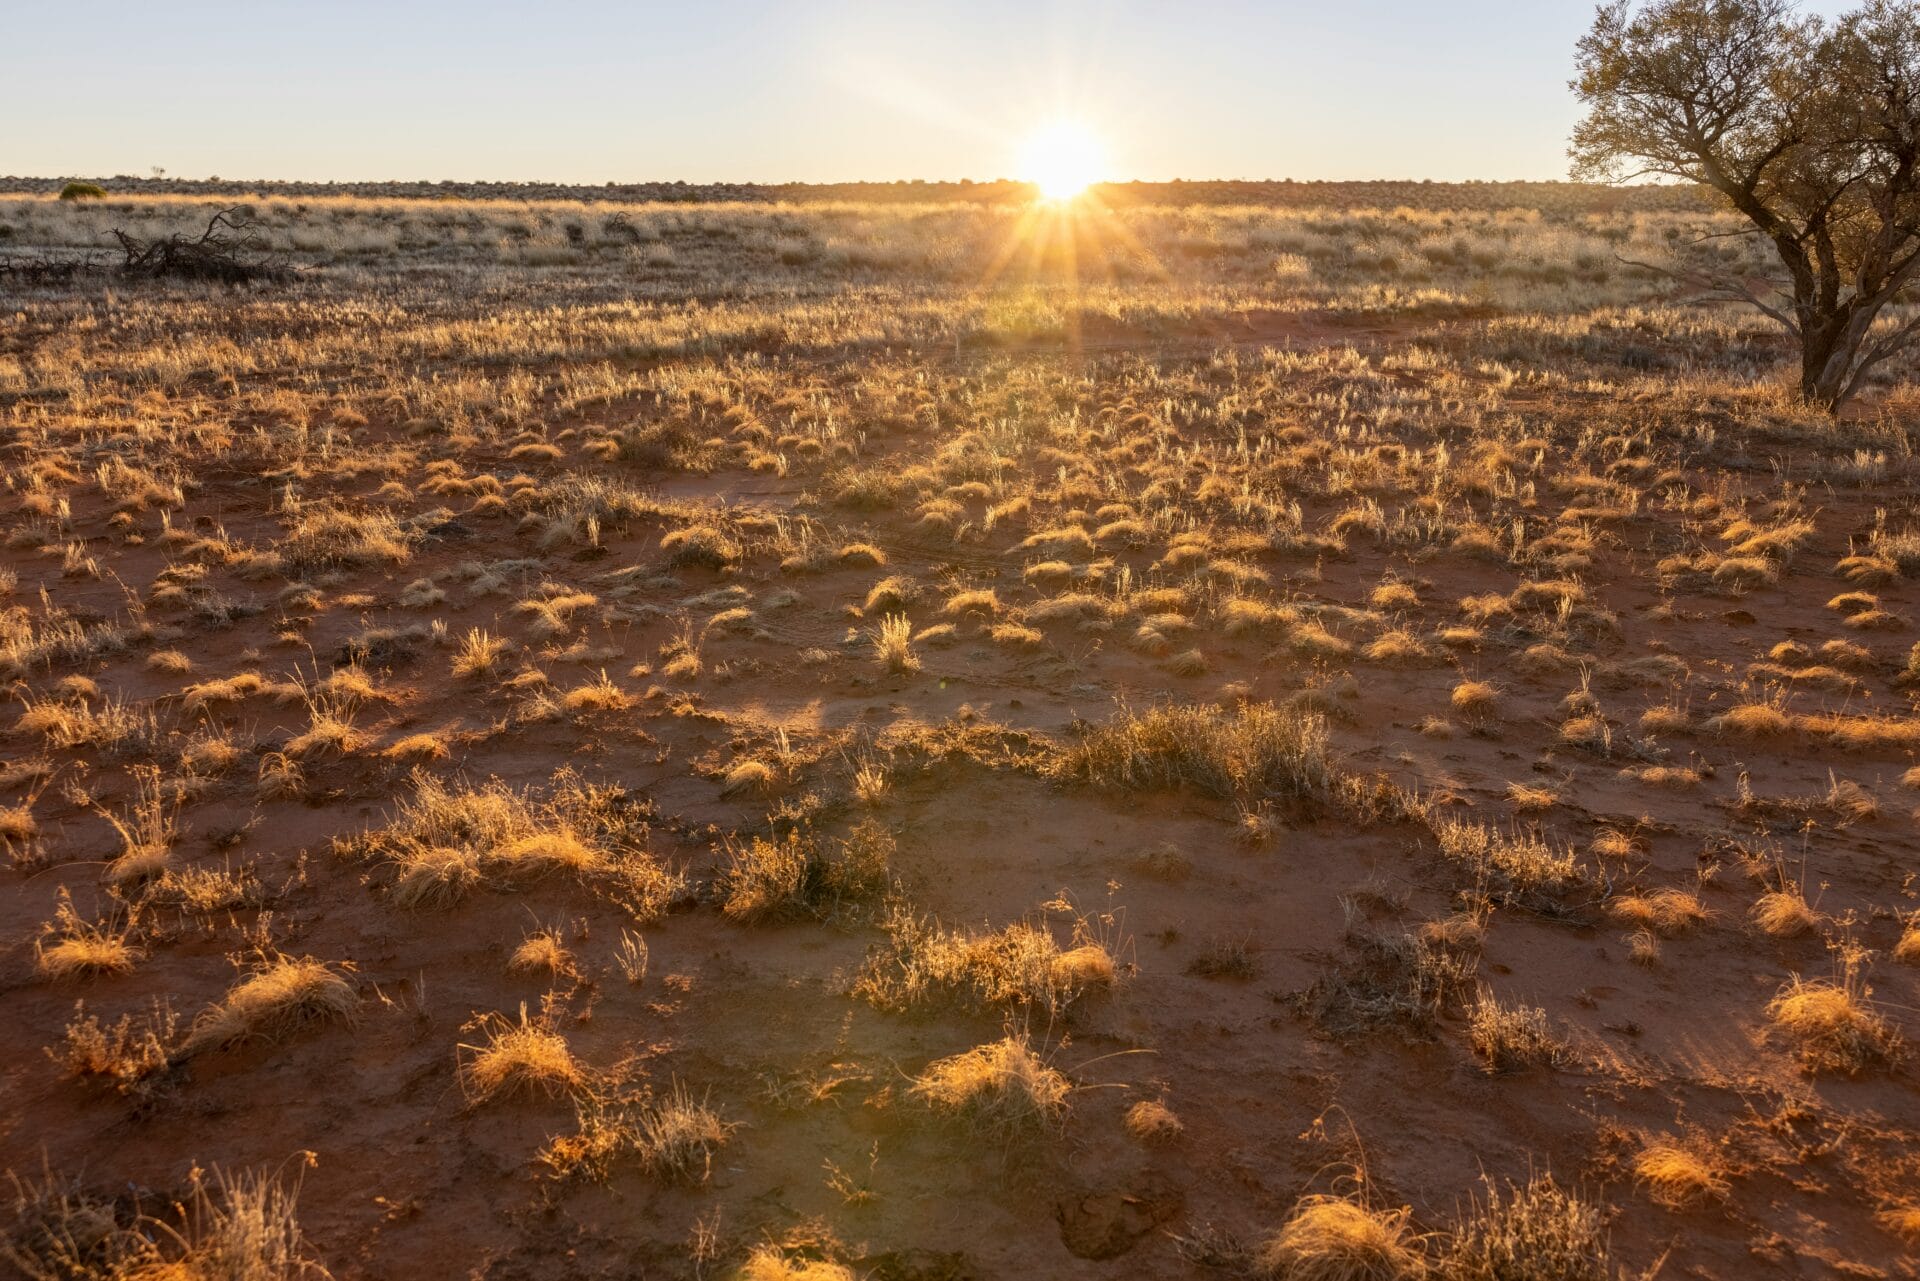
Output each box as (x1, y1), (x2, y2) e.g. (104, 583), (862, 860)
(58, 181), (106, 201)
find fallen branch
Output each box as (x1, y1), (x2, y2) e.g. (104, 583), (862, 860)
(112, 207), (292, 284)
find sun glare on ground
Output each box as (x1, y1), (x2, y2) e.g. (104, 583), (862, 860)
(1016, 120), (1106, 202)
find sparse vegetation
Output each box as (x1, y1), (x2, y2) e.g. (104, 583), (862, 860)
(2, 174), (1916, 1278)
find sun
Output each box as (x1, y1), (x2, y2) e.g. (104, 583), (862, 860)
(1016, 121), (1106, 202)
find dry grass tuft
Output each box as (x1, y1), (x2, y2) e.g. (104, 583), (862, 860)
(182, 955), (356, 1055)
(1879, 1204), (1920, 1244)
(453, 628), (512, 678)
(1468, 992), (1570, 1073)
(1055, 700), (1336, 808)
(1705, 702), (1796, 738)
(1767, 964), (1901, 1075)
(910, 1035), (1070, 1142)
(1610, 888), (1709, 937)
(855, 911), (1115, 1017)
(1124, 1099), (1184, 1144)
(1633, 1139), (1729, 1208)
(1254, 1196), (1425, 1281)
(1895, 919), (1920, 965)
(870, 613), (919, 673)
(719, 823), (892, 923)
(631, 1082), (733, 1183)
(737, 1246), (856, 1281)
(1432, 818), (1586, 909)
(1750, 885), (1819, 937)
(0, 1162), (328, 1281)
(282, 503), (414, 570)
(349, 772), (656, 911)
(509, 929), (574, 978)
(1445, 1173), (1612, 1281)
(34, 896), (140, 981)
(1450, 680), (1499, 719)
(459, 1005), (583, 1102)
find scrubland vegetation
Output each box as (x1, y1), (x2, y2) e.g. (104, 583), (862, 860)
(1, 184), (1917, 1278)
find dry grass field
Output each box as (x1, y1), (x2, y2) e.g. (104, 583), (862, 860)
(3, 186), (1920, 1279)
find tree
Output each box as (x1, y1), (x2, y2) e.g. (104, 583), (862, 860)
(1572, 0), (1920, 411)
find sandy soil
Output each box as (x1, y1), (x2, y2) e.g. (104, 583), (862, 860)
(3, 222), (1919, 1280)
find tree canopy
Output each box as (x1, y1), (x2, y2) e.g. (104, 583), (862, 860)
(1573, 0), (1920, 410)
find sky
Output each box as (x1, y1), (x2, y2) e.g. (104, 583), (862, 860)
(4, 0), (1860, 184)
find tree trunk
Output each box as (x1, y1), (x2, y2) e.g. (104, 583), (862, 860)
(1799, 316), (1861, 413)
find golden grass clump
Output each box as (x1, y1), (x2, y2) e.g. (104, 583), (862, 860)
(1895, 919), (1920, 964)
(870, 613), (919, 673)
(34, 896), (140, 980)
(1633, 1139), (1729, 1208)
(562, 670), (631, 711)
(1124, 1099), (1184, 1144)
(1767, 971), (1901, 1074)
(910, 1035), (1070, 1141)
(358, 772), (615, 908)
(0, 1162), (329, 1281)
(509, 930), (574, 978)
(1638, 705), (1690, 734)
(1431, 818), (1584, 905)
(1609, 888), (1709, 937)
(1750, 886), (1819, 937)
(35, 934), (138, 982)
(1050, 943), (1116, 992)
(720, 823), (892, 924)
(459, 1005), (583, 1102)
(1254, 1196), (1425, 1281)
(1364, 629), (1433, 666)
(659, 523), (741, 569)
(182, 956), (356, 1055)
(721, 758), (777, 796)
(855, 913), (1114, 1016)
(452, 628), (512, 678)
(1055, 700), (1335, 806)
(1705, 702), (1796, 738)
(1879, 1204), (1920, 1244)
(942, 588), (1000, 619)
(1505, 782), (1557, 813)
(1802, 712), (1920, 752)
(737, 1247), (856, 1281)
(1627, 929), (1662, 966)
(1450, 680), (1499, 718)
(384, 731), (451, 762)
(633, 1081), (733, 1182)
(281, 503), (415, 570)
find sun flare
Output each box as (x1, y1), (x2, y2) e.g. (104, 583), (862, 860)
(1016, 120), (1106, 202)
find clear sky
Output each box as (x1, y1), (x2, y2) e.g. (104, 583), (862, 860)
(5, 0), (1858, 184)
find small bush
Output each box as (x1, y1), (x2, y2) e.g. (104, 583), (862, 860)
(854, 910), (1114, 1016)
(58, 181), (106, 201)
(541, 1081), (731, 1183)
(1056, 700), (1336, 807)
(1432, 818), (1588, 912)
(720, 823), (893, 923)
(1446, 1173), (1612, 1281)
(1468, 992), (1570, 1073)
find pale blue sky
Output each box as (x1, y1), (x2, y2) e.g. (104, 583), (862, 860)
(5, 1), (1856, 183)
